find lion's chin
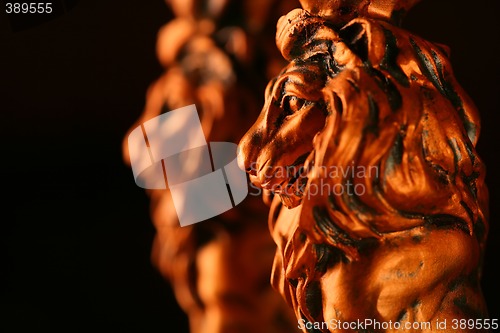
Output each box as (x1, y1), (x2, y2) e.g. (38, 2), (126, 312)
(277, 175), (308, 208)
(279, 193), (303, 209)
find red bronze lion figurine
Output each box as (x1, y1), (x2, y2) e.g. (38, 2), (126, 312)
(239, 1), (489, 331)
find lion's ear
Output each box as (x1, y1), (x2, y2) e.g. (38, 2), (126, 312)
(339, 19), (388, 66)
(339, 22), (369, 62)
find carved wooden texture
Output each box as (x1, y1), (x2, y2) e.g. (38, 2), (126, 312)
(238, 1), (489, 332)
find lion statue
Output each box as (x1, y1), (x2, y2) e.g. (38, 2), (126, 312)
(238, 5), (489, 332)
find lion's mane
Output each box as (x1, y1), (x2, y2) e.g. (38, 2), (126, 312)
(270, 9), (488, 325)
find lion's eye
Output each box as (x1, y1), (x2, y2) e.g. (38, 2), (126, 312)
(282, 96), (306, 115)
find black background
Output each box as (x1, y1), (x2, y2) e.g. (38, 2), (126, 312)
(1, 1), (499, 332)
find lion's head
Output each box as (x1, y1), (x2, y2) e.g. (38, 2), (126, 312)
(238, 8), (489, 328)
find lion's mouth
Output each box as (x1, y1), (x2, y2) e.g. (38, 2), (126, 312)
(260, 152), (311, 208)
(278, 170), (308, 208)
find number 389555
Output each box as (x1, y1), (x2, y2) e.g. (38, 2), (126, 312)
(5, 2), (53, 14)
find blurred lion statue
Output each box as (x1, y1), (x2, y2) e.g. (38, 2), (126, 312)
(238, 4), (489, 332)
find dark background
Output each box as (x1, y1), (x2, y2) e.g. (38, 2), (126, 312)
(1, 0), (498, 332)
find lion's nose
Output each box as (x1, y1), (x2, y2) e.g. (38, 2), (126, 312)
(237, 138), (253, 175)
(237, 129), (261, 176)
